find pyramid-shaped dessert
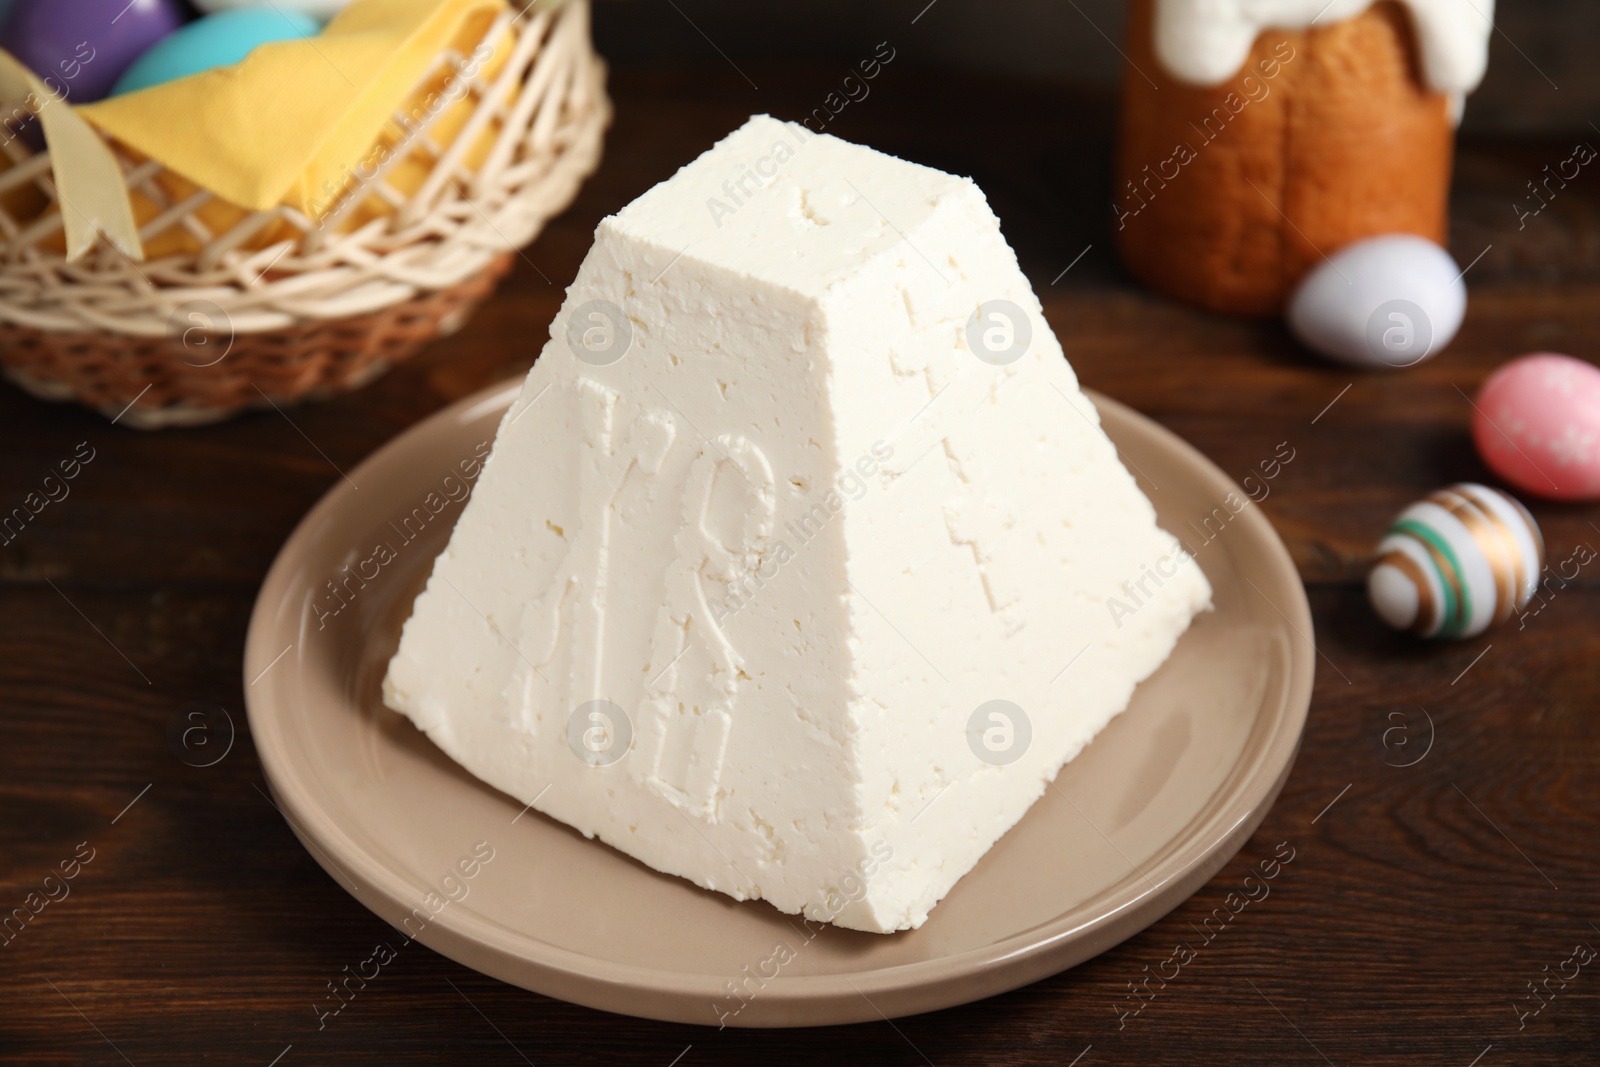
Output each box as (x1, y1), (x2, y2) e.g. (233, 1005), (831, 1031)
(384, 116), (1210, 933)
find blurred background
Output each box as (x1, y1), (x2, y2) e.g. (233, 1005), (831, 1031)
(593, 0), (1598, 135)
(4, 2), (1599, 1063)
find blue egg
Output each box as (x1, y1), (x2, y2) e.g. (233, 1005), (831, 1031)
(111, 7), (319, 96)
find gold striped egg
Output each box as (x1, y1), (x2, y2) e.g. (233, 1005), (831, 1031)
(1368, 483), (1544, 639)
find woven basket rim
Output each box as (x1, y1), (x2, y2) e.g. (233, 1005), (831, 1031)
(0, 0), (609, 428)
(0, 0), (605, 338)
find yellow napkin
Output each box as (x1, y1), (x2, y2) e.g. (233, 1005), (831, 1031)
(77, 0), (507, 221)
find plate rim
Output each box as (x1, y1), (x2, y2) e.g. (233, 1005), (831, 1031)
(244, 379), (1314, 1027)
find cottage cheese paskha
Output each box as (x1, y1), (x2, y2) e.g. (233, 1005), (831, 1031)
(384, 116), (1210, 933)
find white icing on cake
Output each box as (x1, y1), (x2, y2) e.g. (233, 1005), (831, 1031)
(1153, 0), (1494, 94)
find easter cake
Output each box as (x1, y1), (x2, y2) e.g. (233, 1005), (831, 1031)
(1115, 0), (1493, 315)
(383, 116), (1212, 933)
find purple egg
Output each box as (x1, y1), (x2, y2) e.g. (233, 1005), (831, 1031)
(1, 0), (186, 104)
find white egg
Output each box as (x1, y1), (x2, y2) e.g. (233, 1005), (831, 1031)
(1287, 234), (1466, 368)
(192, 0), (349, 20)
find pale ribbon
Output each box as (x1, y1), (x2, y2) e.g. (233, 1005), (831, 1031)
(0, 50), (142, 261)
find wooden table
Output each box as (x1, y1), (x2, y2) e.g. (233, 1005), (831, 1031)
(3, 64), (1596, 1066)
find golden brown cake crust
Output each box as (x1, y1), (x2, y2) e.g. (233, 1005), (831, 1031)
(1115, 0), (1453, 316)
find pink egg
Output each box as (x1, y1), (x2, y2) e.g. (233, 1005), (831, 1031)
(1472, 353), (1600, 501)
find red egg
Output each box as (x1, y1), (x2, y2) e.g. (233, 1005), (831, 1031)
(1472, 353), (1600, 501)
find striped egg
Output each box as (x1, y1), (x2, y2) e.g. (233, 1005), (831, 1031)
(1367, 483), (1544, 639)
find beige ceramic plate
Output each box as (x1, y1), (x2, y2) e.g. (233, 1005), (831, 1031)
(245, 380), (1313, 1028)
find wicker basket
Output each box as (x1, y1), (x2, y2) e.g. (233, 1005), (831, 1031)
(0, 0), (608, 428)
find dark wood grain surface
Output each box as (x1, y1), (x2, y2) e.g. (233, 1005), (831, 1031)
(3, 57), (1598, 1066)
